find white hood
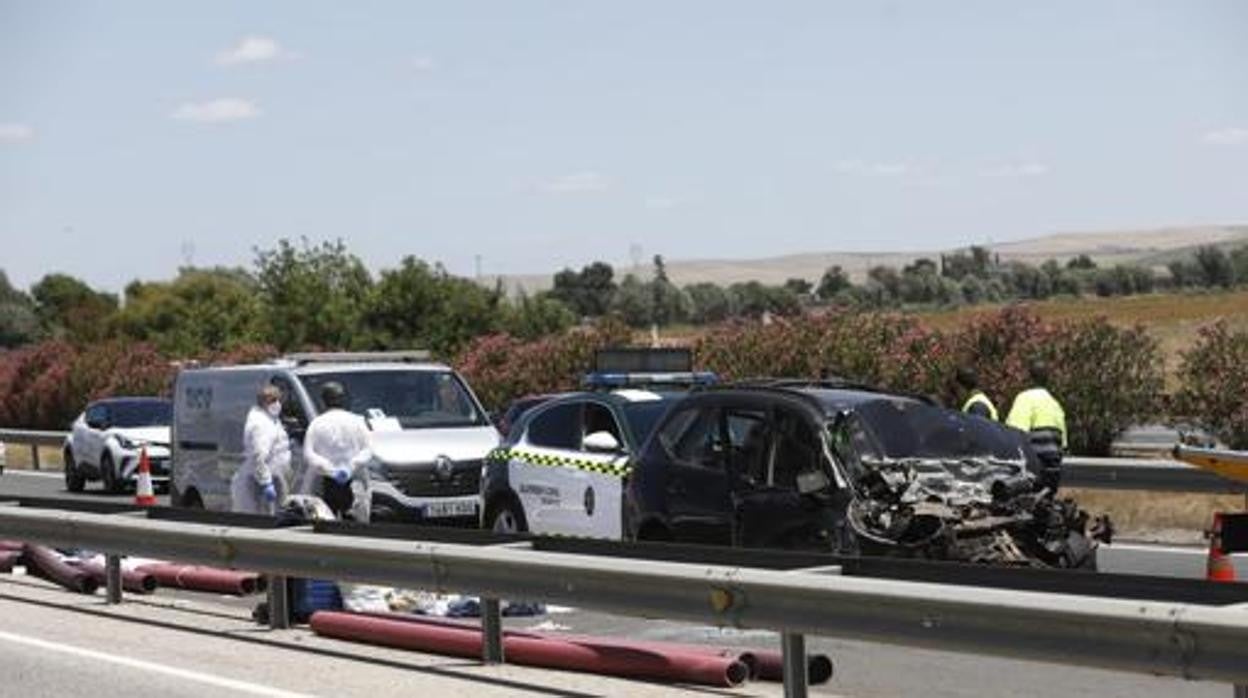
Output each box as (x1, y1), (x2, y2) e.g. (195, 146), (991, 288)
(109, 426), (170, 446)
(368, 427), (499, 466)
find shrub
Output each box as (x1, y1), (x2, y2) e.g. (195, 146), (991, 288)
(1174, 322), (1248, 449)
(454, 319), (632, 412)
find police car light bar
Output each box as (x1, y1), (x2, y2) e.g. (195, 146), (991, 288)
(594, 348), (692, 374)
(283, 351), (432, 366)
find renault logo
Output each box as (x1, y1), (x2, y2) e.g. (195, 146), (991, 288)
(433, 455), (455, 481)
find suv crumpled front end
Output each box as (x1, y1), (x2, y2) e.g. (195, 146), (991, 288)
(846, 456), (1110, 567)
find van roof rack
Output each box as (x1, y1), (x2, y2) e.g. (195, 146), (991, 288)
(282, 351), (432, 366)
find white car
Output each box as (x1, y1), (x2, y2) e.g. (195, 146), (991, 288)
(63, 397), (172, 493)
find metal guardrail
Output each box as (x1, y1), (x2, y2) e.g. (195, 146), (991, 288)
(0, 429), (67, 471)
(1064, 456), (1248, 495)
(0, 505), (1246, 692)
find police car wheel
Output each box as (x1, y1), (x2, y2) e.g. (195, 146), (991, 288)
(489, 502), (527, 534)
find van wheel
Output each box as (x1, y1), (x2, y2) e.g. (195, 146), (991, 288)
(100, 452), (123, 494)
(63, 449), (85, 493)
(488, 500), (527, 534)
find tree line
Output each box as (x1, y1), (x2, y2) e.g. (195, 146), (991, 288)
(2, 239), (1247, 357)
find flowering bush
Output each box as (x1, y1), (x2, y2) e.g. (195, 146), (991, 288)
(1174, 322), (1248, 449)
(0, 340), (175, 429)
(454, 319), (632, 411)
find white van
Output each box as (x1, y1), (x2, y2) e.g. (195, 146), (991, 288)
(172, 352), (498, 524)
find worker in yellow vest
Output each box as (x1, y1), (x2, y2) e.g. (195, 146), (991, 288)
(956, 367), (998, 421)
(1006, 360), (1067, 492)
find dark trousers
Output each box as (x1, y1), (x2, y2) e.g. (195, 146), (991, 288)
(1029, 429), (1064, 492)
(320, 477), (355, 519)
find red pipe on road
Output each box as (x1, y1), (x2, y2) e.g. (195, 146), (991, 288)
(310, 611), (748, 688)
(133, 563), (266, 596)
(23, 544), (98, 594)
(0, 540), (25, 552)
(69, 560), (158, 594)
(353, 611), (832, 685)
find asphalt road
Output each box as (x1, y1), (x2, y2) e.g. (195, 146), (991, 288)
(0, 468), (1233, 698)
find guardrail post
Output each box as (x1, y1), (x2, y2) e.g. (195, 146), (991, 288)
(782, 631), (808, 698)
(105, 554), (123, 604)
(482, 597), (504, 664)
(29, 444), (39, 471)
(1234, 683), (1246, 698)
(268, 576), (290, 630)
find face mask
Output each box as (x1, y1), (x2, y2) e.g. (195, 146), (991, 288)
(266, 401), (282, 418)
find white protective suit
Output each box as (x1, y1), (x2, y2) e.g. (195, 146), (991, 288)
(300, 408), (373, 522)
(230, 406), (292, 515)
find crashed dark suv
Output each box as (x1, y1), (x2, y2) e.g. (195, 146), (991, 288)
(624, 381), (1105, 568)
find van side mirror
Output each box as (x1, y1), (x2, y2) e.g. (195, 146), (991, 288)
(583, 431), (622, 454)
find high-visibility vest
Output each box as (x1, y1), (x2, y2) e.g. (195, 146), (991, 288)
(961, 391), (999, 421)
(1005, 387), (1067, 448)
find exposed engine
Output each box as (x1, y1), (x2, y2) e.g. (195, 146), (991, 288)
(846, 457), (1112, 568)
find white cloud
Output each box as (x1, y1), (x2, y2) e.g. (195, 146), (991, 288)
(215, 36), (292, 66)
(0, 123), (34, 143)
(1202, 127), (1248, 146)
(171, 98), (261, 124)
(979, 162), (1049, 178)
(410, 56), (436, 72)
(833, 159), (915, 177)
(539, 171), (610, 194)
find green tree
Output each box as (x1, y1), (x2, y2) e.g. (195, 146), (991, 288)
(117, 267), (263, 355)
(364, 256), (502, 356)
(784, 277), (813, 297)
(1193, 246), (1235, 288)
(30, 273), (118, 343)
(548, 261), (617, 317)
(685, 282), (735, 324)
(0, 270), (40, 348)
(502, 292), (575, 339)
(816, 265), (852, 300)
(610, 274), (652, 327)
(254, 238), (372, 351)
(1066, 254), (1097, 271)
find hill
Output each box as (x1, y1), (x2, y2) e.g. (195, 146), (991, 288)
(490, 224), (1248, 294)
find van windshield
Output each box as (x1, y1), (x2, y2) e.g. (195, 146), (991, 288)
(298, 371), (485, 429)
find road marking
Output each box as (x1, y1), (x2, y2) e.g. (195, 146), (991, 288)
(0, 629), (319, 698)
(0, 470), (63, 479)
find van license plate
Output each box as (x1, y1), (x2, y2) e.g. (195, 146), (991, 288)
(425, 501), (476, 518)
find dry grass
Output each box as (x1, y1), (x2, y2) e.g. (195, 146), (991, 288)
(1, 445), (64, 471)
(1062, 488), (1246, 543)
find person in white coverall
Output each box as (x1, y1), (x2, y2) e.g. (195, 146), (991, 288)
(231, 385), (292, 515)
(300, 381), (373, 522)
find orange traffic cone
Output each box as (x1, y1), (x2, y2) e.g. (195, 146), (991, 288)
(1206, 512), (1237, 582)
(134, 446), (157, 506)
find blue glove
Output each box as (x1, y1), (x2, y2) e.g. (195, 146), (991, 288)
(332, 467), (351, 485)
(261, 483), (277, 503)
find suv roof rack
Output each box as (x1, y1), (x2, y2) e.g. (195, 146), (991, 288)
(282, 351), (432, 366)
(697, 378), (938, 406)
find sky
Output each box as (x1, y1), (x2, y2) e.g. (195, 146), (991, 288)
(2, 0), (1247, 292)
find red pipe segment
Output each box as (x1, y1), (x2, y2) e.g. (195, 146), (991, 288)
(0, 550), (21, 573)
(132, 563), (266, 596)
(0, 540), (25, 552)
(23, 544), (98, 595)
(353, 611), (833, 685)
(310, 611), (749, 688)
(69, 560), (158, 594)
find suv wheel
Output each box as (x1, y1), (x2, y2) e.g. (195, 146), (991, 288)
(100, 452), (123, 494)
(63, 449), (85, 493)
(488, 500), (527, 534)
